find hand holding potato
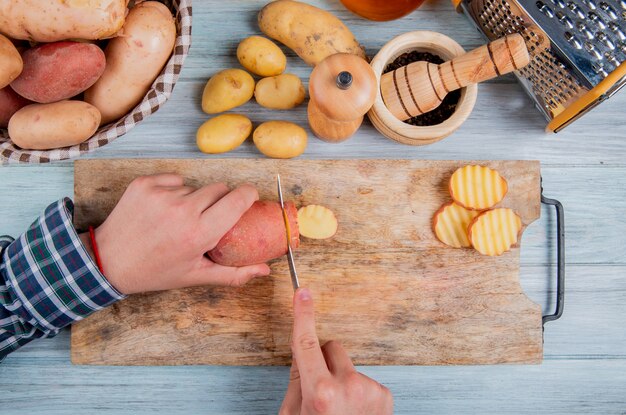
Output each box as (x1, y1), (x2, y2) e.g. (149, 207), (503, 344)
(82, 174), (270, 294)
(280, 288), (394, 415)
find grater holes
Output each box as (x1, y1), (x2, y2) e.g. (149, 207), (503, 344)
(473, 0), (585, 112)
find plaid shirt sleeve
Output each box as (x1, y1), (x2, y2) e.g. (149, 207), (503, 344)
(0, 198), (125, 361)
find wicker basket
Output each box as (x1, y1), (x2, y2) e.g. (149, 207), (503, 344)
(0, 0), (192, 164)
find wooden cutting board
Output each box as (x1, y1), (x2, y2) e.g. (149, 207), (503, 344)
(71, 159), (543, 366)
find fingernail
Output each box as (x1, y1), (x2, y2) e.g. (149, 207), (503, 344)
(298, 288), (312, 301)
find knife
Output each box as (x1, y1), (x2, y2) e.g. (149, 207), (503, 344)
(277, 174), (300, 290)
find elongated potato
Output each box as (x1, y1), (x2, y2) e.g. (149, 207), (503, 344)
(202, 69), (255, 114)
(449, 165), (508, 211)
(432, 202), (480, 248)
(237, 36), (286, 77)
(196, 114), (252, 154)
(0, 87), (31, 128)
(85, 1), (176, 125)
(11, 42), (106, 103)
(208, 200), (300, 267)
(0, 0), (129, 42)
(8, 101), (101, 150)
(254, 73), (305, 110)
(258, 0), (366, 66)
(468, 208), (522, 256)
(0, 34), (22, 89)
(253, 121), (307, 159)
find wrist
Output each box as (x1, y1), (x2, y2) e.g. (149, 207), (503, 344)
(79, 227), (131, 295)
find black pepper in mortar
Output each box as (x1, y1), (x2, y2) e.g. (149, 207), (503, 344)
(383, 51), (461, 126)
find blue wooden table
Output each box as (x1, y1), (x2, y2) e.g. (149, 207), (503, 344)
(1, 1), (626, 413)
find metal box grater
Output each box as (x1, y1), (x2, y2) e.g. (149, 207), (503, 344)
(455, 0), (626, 131)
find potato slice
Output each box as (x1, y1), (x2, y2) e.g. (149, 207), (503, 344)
(468, 208), (522, 256)
(297, 205), (338, 239)
(432, 202), (480, 248)
(449, 165), (508, 211)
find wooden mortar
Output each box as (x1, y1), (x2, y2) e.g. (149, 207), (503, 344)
(368, 31), (479, 146)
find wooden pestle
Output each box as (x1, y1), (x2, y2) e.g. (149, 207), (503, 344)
(380, 33), (530, 121)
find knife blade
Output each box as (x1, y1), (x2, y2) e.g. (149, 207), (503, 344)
(277, 174), (299, 290)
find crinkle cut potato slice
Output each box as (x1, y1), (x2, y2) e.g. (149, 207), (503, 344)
(297, 204), (338, 240)
(449, 165), (508, 211)
(468, 208), (522, 256)
(432, 202), (480, 248)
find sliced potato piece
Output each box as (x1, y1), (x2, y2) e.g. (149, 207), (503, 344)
(449, 165), (508, 211)
(432, 202), (480, 248)
(297, 205), (338, 240)
(468, 208), (522, 256)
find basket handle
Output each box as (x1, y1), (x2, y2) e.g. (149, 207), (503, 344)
(540, 186), (565, 326)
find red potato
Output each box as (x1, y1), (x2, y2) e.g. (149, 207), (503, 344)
(10, 41), (106, 104)
(0, 87), (31, 128)
(208, 200), (300, 267)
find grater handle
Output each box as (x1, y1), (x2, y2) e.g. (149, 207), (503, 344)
(381, 34), (530, 121)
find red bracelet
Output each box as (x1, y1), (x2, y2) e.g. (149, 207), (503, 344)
(88, 226), (105, 275)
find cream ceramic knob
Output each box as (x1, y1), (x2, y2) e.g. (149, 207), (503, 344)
(308, 53), (377, 142)
(381, 33), (530, 121)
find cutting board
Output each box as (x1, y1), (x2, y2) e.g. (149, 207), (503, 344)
(71, 159), (543, 365)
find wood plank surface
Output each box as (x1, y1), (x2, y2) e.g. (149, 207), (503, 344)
(71, 159), (542, 365)
(1, 0), (625, 412)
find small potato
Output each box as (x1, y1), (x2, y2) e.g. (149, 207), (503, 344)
(253, 121), (307, 159)
(202, 69), (255, 114)
(237, 36), (286, 77)
(11, 41), (106, 103)
(8, 101), (101, 150)
(85, 1), (176, 125)
(0, 34), (23, 89)
(254, 73), (305, 110)
(0, 87), (31, 128)
(196, 114), (252, 154)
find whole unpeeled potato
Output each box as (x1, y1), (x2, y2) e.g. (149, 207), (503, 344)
(84, 1), (176, 125)
(9, 101), (101, 150)
(0, 0), (129, 42)
(237, 36), (286, 77)
(202, 69), (255, 114)
(196, 114), (252, 154)
(11, 41), (106, 103)
(258, 0), (366, 66)
(253, 121), (307, 159)
(0, 87), (31, 128)
(0, 34), (23, 89)
(254, 73), (305, 110)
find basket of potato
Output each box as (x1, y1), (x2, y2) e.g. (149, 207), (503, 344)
(0, 0), (192, 163)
